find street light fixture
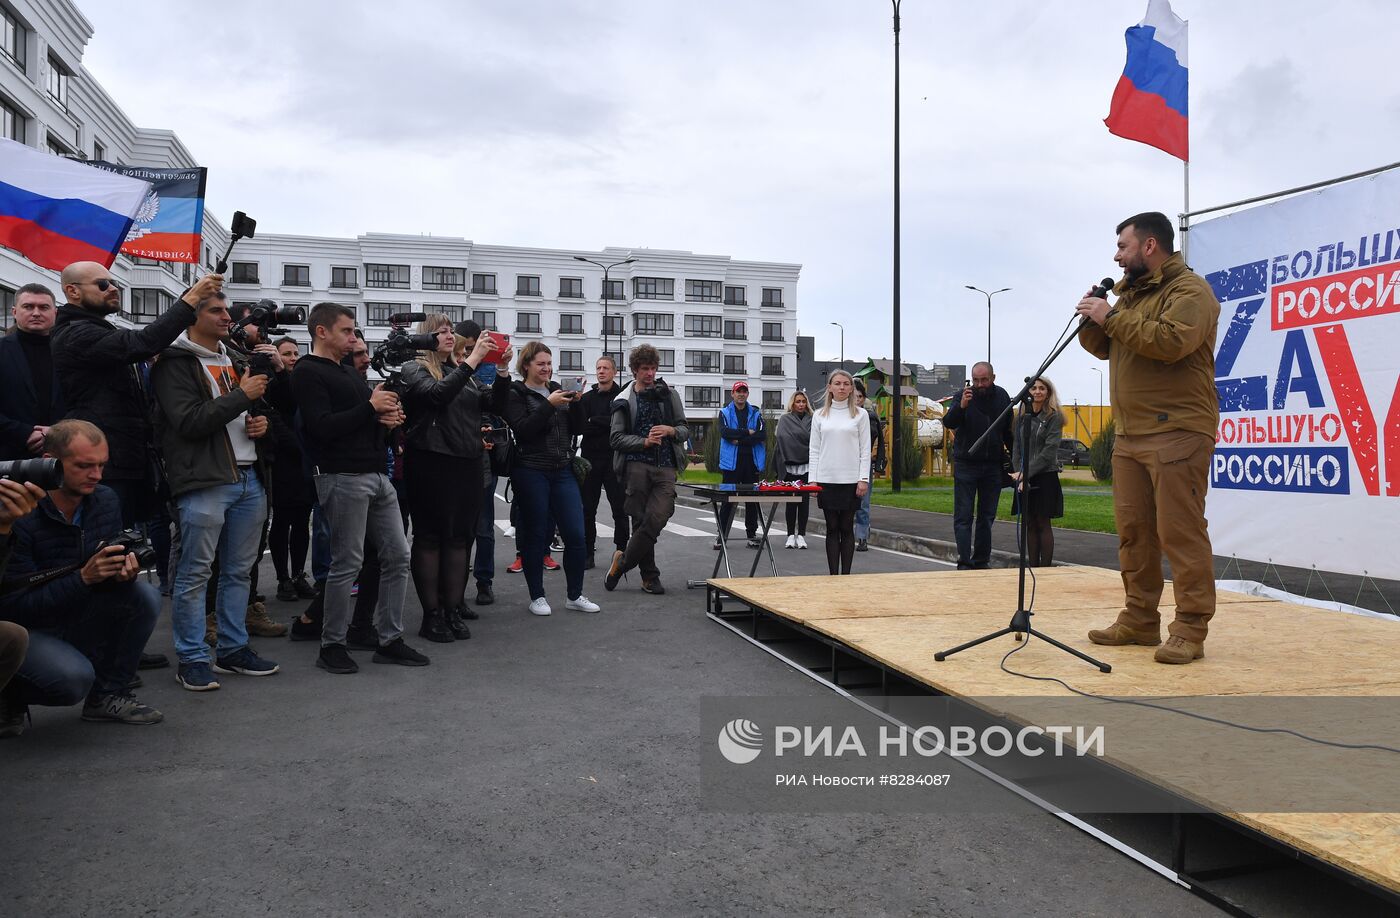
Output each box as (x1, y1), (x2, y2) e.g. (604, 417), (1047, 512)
(830, 321), (844, 365)
(965, 285), (1011, 365)
(574, 255), (636, 366)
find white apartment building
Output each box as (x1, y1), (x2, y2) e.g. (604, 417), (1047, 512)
(0, 0), (801, 429)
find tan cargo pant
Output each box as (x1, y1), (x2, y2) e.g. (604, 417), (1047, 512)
(1111, 430), (1217, 643)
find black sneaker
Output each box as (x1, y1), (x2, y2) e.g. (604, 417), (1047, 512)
(373, 638), (430, 667)
(641, 578), (666, 595)
(458, 602), (479, 621)
(316, 644), (358, 674)
(0, 684), (29, 739)
(289, 616), (321, 642)
(345, 627), (380, 651)
(81, 693), (164, 725)
(475, 583), (494, 606)
(138, 652), (170, 670)
(746, 536), (763, 549)
(855, 539), (869, 552)
(276, 578), (298, 602)
(293, 573), (317, 599)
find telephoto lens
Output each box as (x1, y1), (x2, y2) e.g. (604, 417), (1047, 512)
(0, 457), (63, 491)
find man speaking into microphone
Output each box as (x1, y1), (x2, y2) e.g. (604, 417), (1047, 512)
(1077, 211), (1220, 665)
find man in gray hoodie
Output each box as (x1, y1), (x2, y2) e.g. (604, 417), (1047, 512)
(151, 292), (284, 692)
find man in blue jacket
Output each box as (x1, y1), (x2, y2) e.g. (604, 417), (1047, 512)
(716, 381), (766, 549)
(0, 420), (163, 736)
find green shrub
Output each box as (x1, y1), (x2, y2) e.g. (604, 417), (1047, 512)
(898, 415), (923, 484)
(1089, 418), (1116, 482)
(702, 419), (720, 472)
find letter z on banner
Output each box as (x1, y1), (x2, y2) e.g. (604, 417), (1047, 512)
(1192, 168), (1400, 579)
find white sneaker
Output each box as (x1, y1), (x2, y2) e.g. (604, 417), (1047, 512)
(565, 595), (601, 613)
(784, 535), (797, 550)
(528, 597), (552, 616)
(504, 526), (516, 539)
(796, 535), (808, 550)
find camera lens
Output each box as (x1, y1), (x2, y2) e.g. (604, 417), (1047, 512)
(0, 457), (63, 491)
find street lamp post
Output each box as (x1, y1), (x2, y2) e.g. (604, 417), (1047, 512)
(964, 285), (1011, 365)
(574, 255), (636, 367)
(891, 0), (903, 493)
(830, 321), (844, 366)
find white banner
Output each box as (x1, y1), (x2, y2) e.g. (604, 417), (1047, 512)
(1192, 168), (1400, 579)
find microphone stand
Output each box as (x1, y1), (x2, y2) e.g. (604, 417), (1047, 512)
(934, 318), (1111, 672)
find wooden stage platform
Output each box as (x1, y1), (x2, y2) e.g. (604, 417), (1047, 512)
(708, 566), (1400, 904)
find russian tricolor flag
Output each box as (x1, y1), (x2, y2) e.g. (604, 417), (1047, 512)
(0, 137), (151, 271)
(1104, 0), (1189, 162)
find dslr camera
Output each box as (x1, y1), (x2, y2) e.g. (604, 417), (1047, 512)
(99, 528), (158, 570)
(0, 456), (64, 491)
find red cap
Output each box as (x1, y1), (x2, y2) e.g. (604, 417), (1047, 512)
(731, 381), (750, 392)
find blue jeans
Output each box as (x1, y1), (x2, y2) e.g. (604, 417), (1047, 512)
(12, 580), (160, 704)
(311, 501), (331, 583)
(171, 469), (267, 663)
(854, 486), (872, 539)
(953, 462), (1003, 567)
(511, 466), (586, 601)
(474, 473), (498, 587)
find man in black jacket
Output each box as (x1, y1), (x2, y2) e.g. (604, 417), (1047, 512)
(579, 356), (629, 569)
(50, 261), (222, 526)
(291, 303), (427, 674)
(0, 421), (163, 735)
(0, 283), (65, 459)
(943, 361), (1013, 569)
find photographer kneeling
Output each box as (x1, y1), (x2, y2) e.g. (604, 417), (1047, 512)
(398, 316), (509, 642)
(0, 421), (163, 735)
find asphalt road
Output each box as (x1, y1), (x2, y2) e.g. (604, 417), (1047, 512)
(0, 492), (1220, 917)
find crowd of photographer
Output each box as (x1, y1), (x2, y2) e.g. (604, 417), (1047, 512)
(0, 257), (701, 737)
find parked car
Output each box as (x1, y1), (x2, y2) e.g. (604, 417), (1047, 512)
(1057, 438), (1091, 466)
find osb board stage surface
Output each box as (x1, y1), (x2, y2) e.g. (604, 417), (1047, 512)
(708, 566), (1400, 892)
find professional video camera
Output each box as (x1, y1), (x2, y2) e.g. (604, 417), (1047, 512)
(369, 311), (435, 386)
(0, 456), (64, 491)
(229, 299), (307, 376)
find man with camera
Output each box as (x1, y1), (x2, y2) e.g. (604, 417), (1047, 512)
(0, 421), (163, 735)
(579, 356), (629, 571)
(944, 362), (1013, 570)
(604, 344), (689, 595)
(0, 283), (66, 460)
(291, 303), (426, 673)
(152, 292), (284, 691)
(50, 261), (221, 528)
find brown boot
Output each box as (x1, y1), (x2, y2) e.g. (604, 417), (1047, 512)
(1154, 635), (1204, 664)
(245, 602), (288, 638)
(1087, 621), (1161, 646)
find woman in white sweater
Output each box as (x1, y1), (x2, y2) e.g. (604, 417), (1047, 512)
(809, 370), (871, 574)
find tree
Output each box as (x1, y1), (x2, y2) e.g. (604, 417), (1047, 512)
(1089, 418), (1116, 482)
(898, 415), (923, 484)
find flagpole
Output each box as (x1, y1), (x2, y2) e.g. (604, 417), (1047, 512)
(1181, 160), (1190, 262)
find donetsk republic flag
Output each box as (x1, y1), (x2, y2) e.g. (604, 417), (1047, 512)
(90, 162), (208, 264)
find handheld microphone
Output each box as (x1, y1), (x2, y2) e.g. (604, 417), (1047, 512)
(1088, 277), (1116, 299)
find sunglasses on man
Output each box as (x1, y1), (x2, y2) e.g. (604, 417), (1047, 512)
(78, 278), (121, 291)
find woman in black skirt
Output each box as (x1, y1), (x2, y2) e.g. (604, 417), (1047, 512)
(1010, 376), (1065, 566)
(808, 370), (871, 575)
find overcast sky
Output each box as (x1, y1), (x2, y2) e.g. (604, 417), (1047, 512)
(78, 0), (1398, 405)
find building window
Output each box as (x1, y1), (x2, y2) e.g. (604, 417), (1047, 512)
(762, 391), (784, 410)
(516, 275), (541, 297)
(204, 245), (212, 268)
(723, 354), (746, 375)
(723, 320), (745, 341)
(428, 304), (466, 324)
(0, 284), (13, 329)
(603, 278), (624, 301)
(685, 279), (721, 303)
(2, 8), (26, 68)
(604, 350), (625, 369)
(423, 266), (466, 291)
(46, 54), (68, 110)
(471, 273), (497, 295)
(93, 140), (106, 162)
(762, 287), (784, 307)
(282, 264), (310, 287)
(128, 288), (172, 325)
(365, 263), (409, 288)
(0, 95), (21, 144)
(657, 349), (676, 373)
(633, 312), (673, 336)
(366, 302), (410, 327)
(602, 315), (624, 337)
(471, 309), (497, 330)
(559, 277), (583, 299)
(558, 313), (584, 335)
(762, 321), (784, 342)
(230, 262), (260, 284)
(684, 314), (721, 338)
(633, 276), (674, 300)
(762, 356), (784, 377)
(687, 386), (721, 408)
(559, 350), (584, 371)
(331, 266), (358, 289)
(686, 350), (720, 373)
(516, 312), (541, 333)
(45, 132), (73, 156)
(723, 285), (746, 306)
